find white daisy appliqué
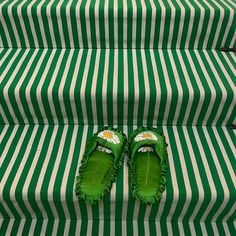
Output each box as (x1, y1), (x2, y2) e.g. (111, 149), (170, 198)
(97, 145), (112, 154)
(134, 131), (158, 142)
(98, 130), (120, 144)
(138, 146), (154, 153)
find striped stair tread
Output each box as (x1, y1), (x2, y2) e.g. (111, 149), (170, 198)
(1, 48), (235, 126)
(0, 0), (235, 49)
(0, 219), (235, 236)
(1, 125), (235, 223)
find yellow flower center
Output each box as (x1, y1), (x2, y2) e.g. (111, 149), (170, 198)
(142, 133), (152, 139)
(103, 131), (113, 139)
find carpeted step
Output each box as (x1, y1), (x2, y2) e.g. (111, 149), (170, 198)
(1, 48), (235, 126)
(0, 0), (235, 49)
(1, 125), (235, 223)
(0, 218), (235, 235)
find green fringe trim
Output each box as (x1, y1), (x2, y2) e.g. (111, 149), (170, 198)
(75, 127), (128, 204)
(128, 127), (168, 204)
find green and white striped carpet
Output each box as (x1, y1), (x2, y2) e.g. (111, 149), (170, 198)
(1, 48), (235, 126)
(0, 0), (235, 49)
(1, 125), (235, 224)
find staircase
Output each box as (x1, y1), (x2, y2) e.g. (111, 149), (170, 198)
(0, 0), (235, 235)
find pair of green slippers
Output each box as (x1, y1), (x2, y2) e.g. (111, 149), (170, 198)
(75, 127), (168, 204)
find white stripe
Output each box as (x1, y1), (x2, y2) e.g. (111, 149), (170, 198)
(102, 50), (110, 125)
(80, 50), (92, 124)
(36, 49), (57, 124)
(66, 0), (75, 48)
(17, 219), (26, 235)
(0, 0), (13, 47)
(229, 29), (236, 48)
(75, 0), (83, 47)
(159, 51), (172, 125)
(132, 50), (139, 125)
(85, 0), (92, 48)
(112, 50), (118, 124)
(210, 0), (226, 49)
(168, 51), (183, 125)
(0, 33), (2, 47)
(73, 125), (88, 218)
(192, 128), (217, 222)
(98, 201), (104, 235)
(194, 51), (217, 124)
(149, 50), (161, 127)
(131, 0), (137, 48)
(10, 126), (39, 218)
(162, 127), (179, 222)
(166, 0), (176, 48)
(25, 49), (48, 124)
(176, 50), (194, 125)
(123, 0), (128, 48)
(144, 220), (150, 236)
(220, 52), (236, 77)
(46, 0), (57, 47)
(141, 50), (150, 125)
(201, 0), (215, 49)
(63, 220), (71, 236)
(56, 0), (66, 48)
(203, 127), (230, 222)
(5, 219), (14, 235)
(0, 124), (9, 143)
(189, 222), (197, 236)
(17, 0), (31, 47)
(184, 0), (195, 48)
(222, 222), (231, 236)
(104, 0), (109, 48)
(58, 49), (74, 124)
(40, 219), (48, 236)
(37, 0), (49, 47)
(75, 220), (82, 235)
(27, 0), (40, 48)
(94, 0), (100, 48)
(48, 125), (69, 218)
(173, 127), (192, 221)
(123, 50), (129, 125)
(69, 50), (83, 124)
(193, 0), (205, 49)
(140, 0), (147, 48)
(60, 125), (78, 218)
(114, 0), (118, 48)
(0, 125), (18, 167)
(167, 221), (173, 236)
(14, 49), (39, 124)
(158, 1), (166, 48)
(202, 51), (228, 125)
(91, 50), (101, 124)
(0, 48), (12, 67)
(183, 127), (204, 221)
(149, 0), (156, 48)
(52, 219), (59, 235)
(211, 222), (220, 236)
(185, 51), (205, 125)
(47, 49), (66, 124)
(26, 222), (41, 236)
(175, 0), (185, 49)
(35, 126), (59, 218)
(133, 220), (138, 235)
(0, 104), (8, 124)
(0, 218), (3, 229)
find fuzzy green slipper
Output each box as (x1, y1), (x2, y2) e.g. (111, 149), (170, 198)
(128, 127), (168, 204)
(75, 127), (127, 204)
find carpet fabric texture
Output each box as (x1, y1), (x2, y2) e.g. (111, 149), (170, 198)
(0, 0), (235, 235)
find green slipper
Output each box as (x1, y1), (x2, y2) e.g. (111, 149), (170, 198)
(75, 127), (128, 204)
(128, 127), (168, 204)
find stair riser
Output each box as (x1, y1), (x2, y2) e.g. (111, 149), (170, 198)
(1, 1), (235, 49)
(1, 48), (235, 125)
(1, 125), (235, 222)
